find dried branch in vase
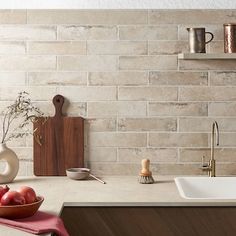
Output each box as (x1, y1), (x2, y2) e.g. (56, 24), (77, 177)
(1, 91), (46, 144)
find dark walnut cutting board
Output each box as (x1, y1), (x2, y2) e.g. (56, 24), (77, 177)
(33, 95), (84, 176)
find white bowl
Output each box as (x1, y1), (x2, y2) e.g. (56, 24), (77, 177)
(66, 168), (90, 180)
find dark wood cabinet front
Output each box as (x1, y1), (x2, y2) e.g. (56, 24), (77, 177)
(60, 206), (236, 236)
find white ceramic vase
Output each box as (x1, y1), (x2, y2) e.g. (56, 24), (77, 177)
(0, 143), (19, 184)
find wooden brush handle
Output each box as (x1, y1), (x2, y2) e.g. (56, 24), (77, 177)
(141, 159), (152, 176)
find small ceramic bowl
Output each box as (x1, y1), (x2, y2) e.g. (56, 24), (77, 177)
(0, 196), (44, 219)
(66, 168), (90, 180)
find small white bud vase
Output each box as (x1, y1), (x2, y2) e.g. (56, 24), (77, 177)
(0, 143), (19, 184)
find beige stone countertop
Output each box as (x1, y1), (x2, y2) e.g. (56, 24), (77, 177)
(1, 175), (236, 235)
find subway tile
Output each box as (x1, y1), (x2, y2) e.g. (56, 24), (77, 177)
(58, 56), (117, 71)
(28, 72), (87, 86)
(85, 118), (116, 132)
(149, 133), (208, 147)
(0, 87), (56, 101)
(209, 102), (236, 116)
(179, 148), (236, 162)
(219, 133), (236, 147)
(58, 25), (117, 40)
(0, 25), (56, 40)
(0, 10), (26, 24)
(119, 25), (177, 40)
(0, 42), (26, 54)
(118, 148), (177, 163)
(85, 147), (117, 162)
(119, 56), (177, 70)
(87, 163), (141, 175)
(179, 87), (236, 101)
(87, 41), (147, 55)
(0, 56), (56, 71)
(118, 118), (177, 131)
(179, 60), (236, 70)
(152, 163), (204, 175)
(179, 118), (236, 132)
(216, 164), (236, 176)
(210, 71), (236, 86)
(57, 86), (116, 101)
(28, 10), (147, 24)
(0, 72), (26, 86)
(88, 132), (147, 147)
(149, 10), (236, 24)
(119, 87), (177, 101)
(149, 102), (208, 116)
(28, 41), (86, 55)
(88, 101), (147, 117)
(88, 71), (148, 86)
(148, 41), (188, 55)
(149, 71), (208, 86)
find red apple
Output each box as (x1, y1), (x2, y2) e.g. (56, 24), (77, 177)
(0, 185), (9, 200)
(1, 191), (25, 206)
(17, 186), (37, 204)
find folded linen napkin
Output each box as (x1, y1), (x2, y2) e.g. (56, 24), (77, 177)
(0, 211), (69, 236)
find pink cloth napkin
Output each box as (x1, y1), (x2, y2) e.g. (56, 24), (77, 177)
(0, 211), (69, 236)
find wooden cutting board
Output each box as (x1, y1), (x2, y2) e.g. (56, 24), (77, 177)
(33, 95), (84, 176)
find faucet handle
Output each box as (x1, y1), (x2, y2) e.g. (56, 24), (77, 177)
(201, 156), (208, 167)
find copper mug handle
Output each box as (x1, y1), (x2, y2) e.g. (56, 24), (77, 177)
(205, 32), (214, 44)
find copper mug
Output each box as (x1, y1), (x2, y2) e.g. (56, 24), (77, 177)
(187, 28), (214, 53)
(224, 23), (236, 53)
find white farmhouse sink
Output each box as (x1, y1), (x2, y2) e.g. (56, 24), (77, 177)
(175, 177), (236, 200)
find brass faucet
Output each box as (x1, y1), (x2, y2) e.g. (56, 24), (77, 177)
(201, 121), (219, 177)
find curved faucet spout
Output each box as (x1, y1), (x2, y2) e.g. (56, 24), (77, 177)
(211, 121), (219, 162)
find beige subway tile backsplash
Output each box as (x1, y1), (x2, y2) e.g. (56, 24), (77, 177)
(210, 71), (236, 86)
(58, 55), (117, 71)
(209, 102), (236, 116)
(0, 25), (56, 40)
(149, 71), (208, 86)
(28, 10), (148, 25)
(118, 148), (177, 163)
(149, 10), (236, 24)
(179, 60), (236, 70)
(0, 10), (26, 24)
(0, 56), (56, 71)
(118, 118), (177, 131)
(0, 9), (235, 176)
(57, 86), (117, 101)
(0, 42), (26, 54)
(179, 87), (236, 101)
(119, 25), (177, 40)
(119, 56), (177, 70)
(149, 102), (208, 116)
(88, 132), (147, 147)
(149, 133), (208, 147)
(87, 41), (147, 55)
(28, 41), (86, 55)
(119, 87), (178, 101)
(58, 25), (117, 40)
(88, 71), (148, 86)
(179, 118), (236, 132)
(148, 41), (188, 55)
(28, 72), (87, 86)
(88, 101), (147, 117)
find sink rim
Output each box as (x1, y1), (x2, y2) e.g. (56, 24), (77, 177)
(175, 176), (236, 200)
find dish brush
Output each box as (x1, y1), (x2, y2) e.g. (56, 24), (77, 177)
(138, 159), (154, 184)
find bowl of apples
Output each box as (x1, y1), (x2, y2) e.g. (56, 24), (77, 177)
(0, 185), (43, 219)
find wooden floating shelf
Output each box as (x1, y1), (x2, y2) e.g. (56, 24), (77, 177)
(178, 53), (236, 60)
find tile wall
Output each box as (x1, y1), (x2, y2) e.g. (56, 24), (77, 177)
(0, 10), (236, 175)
